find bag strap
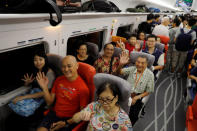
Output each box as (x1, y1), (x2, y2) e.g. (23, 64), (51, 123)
(109, 56), (114, 74)
(188, 29), (194, 34)
(180, 28), (184, 34)
(45, 0), (62, 26)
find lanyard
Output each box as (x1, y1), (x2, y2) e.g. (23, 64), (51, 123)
(134, 71), (143, 88)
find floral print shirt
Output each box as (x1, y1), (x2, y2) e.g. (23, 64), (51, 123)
(94, 56), (120, 75)
(82, 102), (133, 131)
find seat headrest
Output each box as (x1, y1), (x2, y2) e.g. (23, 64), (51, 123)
(113, 47), (122, 57)
(78, 62), (96, 101)
(85, 42), (99, 59)
(112, 36), (127, 43)
(157, 35), (170, 45)
(155, 43), (165, 52)
(130, 52), (155, 68)
(94, 73), (131, 113)
(47, 54), (63, 77)
(78, 62), (96, 86)
(141, 41), (164, 52)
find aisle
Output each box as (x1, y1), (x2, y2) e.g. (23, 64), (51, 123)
(133, 72), (186, 131)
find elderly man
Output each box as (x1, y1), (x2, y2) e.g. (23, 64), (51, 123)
(152, 17), (170, 37)
(117, 53), (154, 125)
(36, 56), (89, 131)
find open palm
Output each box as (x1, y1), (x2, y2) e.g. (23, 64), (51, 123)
(21, 73), (35, 86)
(36, 72), (49, 90)
(120, 51), (129, 65)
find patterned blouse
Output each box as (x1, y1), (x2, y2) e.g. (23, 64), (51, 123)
(82, 102), (133, 131)
(122, 66), (154, 94)
(94, 56), (120, 75)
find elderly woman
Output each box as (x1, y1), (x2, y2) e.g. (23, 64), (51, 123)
(76, 43), (95, 65)
(70, 82), (132, 131)
(94, 43), (120, 75)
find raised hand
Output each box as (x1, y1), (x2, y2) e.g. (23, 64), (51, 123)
(21, 73), (35, 86)
(119, 51), (129, 66)
(117, 39), (125, 50)
(36, 72), (49, 90)
(135, 41), (141, 51)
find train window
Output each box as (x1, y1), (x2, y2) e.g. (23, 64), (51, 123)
(67, 31), (104, 56)
(117, 24), (134, 39)
(0, 42), (47, 95)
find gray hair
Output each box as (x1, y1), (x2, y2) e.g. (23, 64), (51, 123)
(137, 55), (148, 63)
(161, 17), (170, 23)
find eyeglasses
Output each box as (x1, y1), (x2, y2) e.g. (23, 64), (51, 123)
(97, 96), (115, 104)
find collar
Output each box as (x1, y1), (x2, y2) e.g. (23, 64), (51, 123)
(134, 67), (147, 74)
(144, 47), (158, 54)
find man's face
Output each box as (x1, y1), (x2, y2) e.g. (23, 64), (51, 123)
(129, 37), (137, 46)
(135, 57), (147, 72)
(61, 58), (78, 79)
(147, 37), (156, 48)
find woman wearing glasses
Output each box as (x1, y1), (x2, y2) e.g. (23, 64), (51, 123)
(71, 82), (132, 131)
(50, 82), (132, 131)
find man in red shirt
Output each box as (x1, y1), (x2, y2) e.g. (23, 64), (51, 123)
(36, 55), (89, 131)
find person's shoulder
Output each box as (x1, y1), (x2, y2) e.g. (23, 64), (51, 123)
(145, 68), (154, 76)
(155, 48), (163, 54)
(55, 75), (65, 81)
(77, 76), (89, 88)
(119, 108), (130, 119)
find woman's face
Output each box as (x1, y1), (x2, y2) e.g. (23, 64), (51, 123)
(104, 44), (114, 58)
(139, 33), (145, 40)
(98, 87), (118, 111)
(34, 55), (45, 70)
(77, 45), (87, 57)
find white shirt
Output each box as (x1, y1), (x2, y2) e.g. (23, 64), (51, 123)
(152, 24), (169, 38)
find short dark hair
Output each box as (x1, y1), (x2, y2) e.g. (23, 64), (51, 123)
(188, 18), (196, 27)
(96, 82), (122, 104)
(137, 55), (148, 63)
(147, 13), (154, 21)
(147, 34), (157, 40)
(76, 42), (87, 50)
(104, 43), (114, 50)
(137, 31), (146, 40)
(32, 50), (49, 75)
(173, 18), (181, 27)
(154, 14), (160, 19)
(129, 34), (137, 39)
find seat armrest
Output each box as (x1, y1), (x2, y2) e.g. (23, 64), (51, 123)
(187, 106), (194, 121)
(72, 121), (88, 131)
(142, 95), (150, 105)
(187, 78), (192, 88)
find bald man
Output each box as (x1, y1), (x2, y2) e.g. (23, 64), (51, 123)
(36, 56), (89, 131)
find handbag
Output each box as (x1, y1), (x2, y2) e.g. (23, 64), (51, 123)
(8, 88), (44, 117)
(0, 0), (62, 26)
(81, 0), (121, 13)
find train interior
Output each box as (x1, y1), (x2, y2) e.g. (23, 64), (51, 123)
(0, 0), (197, 131)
